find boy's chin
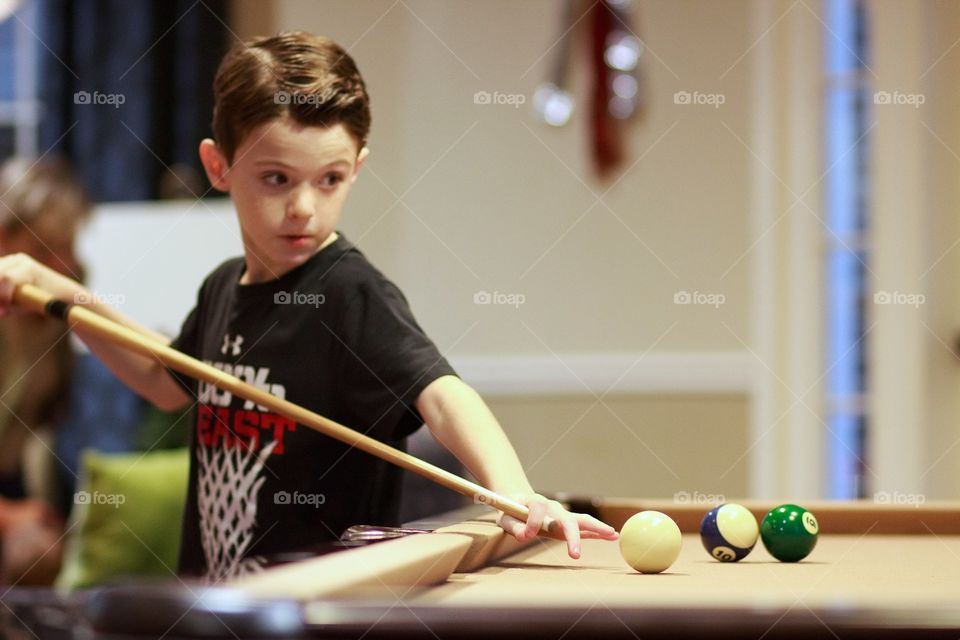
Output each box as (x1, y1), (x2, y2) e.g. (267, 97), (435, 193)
(276, 242), (326, 267)
(274, 251), (315, 270)
(242, 251), (313, 283)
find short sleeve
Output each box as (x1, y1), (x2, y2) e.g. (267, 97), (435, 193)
(167, 304), (200, 397)
(333, 278), (457, 441)
(165, 257), (243, 398)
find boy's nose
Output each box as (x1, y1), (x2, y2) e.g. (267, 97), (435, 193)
(286, 189), (316, 219)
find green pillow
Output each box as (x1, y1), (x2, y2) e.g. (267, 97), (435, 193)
(57, 448), (190, 590)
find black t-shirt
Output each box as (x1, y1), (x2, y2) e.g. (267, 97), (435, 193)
(169, 234), (456, 580)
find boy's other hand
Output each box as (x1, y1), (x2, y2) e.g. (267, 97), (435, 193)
(496, 493), (619, 559)
(0, 252), (84, 317)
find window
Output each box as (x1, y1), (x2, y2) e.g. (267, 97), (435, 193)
(0, 1), (39, 161)
(823, 0), (870, 499)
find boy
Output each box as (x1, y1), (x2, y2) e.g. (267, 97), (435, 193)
(0, 32), (617, 581)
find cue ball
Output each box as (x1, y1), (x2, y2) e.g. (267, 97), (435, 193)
(760, 503), (819, 562)
(699, 503), (759, 562)
(619, 510), (682, 574)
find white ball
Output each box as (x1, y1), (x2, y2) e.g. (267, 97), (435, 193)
(619, 510), (682, 574)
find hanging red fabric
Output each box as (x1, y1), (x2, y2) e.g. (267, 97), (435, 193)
(589, 1), (623, 179)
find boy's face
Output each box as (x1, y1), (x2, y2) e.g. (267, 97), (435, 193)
(200, 118), (368, 283)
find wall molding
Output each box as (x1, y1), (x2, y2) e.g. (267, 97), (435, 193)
(85, 204), (753, 398)
(449, 351), (752, 396)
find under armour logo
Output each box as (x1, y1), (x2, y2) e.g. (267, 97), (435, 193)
(221, 334), (244, 356)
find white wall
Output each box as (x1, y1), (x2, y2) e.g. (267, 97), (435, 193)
(870, 0), (960, 500)
(87, 1), (760, 386)
(78, 199), (242, 337)
(249, 0), (754, 357)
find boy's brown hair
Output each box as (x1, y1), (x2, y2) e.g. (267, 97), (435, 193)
(212, 31), (371, 163)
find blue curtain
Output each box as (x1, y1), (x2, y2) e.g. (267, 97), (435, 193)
(36, 0), (228, 201)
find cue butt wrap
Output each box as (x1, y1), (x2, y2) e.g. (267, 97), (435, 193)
(45, 298), (72, 320)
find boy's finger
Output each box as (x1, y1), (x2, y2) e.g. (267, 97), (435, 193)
(497, 513), (526, 539)
(522, 499), (548, 540)
(578, 531), (610, 540)
(578, 529), (620, 540)
(577, 513), (618, 533)
(560, 516), (582, 558)
(0, 264), (30, 305)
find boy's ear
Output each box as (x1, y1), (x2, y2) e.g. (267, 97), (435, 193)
(351, 147), (370, 184)
(198, 139), (230, 192)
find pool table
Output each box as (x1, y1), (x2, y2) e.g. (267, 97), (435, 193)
(63, 499), (960, 638)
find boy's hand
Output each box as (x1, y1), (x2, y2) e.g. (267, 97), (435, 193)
(0, 252), (83, 317)
(496, 493), (619, 559)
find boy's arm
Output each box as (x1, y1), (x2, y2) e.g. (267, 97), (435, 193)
(0, 253), (191, 411)
(415, 375), (618, 559)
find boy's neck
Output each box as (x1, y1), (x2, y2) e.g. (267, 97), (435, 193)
(319, 231), (339, 251)
(240, 231), (339, 285)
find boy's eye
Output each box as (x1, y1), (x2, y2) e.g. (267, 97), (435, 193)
(262, 173), (288, 186)
(321, 173), (344, 188)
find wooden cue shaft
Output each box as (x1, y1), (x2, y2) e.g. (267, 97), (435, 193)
(13, 283), (564, 539)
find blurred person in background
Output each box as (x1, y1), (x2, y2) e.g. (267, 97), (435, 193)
(0, 156), (90, 584)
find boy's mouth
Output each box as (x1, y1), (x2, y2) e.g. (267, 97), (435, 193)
(280, 234), (312, 248)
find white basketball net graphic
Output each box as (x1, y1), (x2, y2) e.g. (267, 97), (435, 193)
(196, 437), (277, 582)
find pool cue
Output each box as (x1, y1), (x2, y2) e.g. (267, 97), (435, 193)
(13, 283), (566, 539)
